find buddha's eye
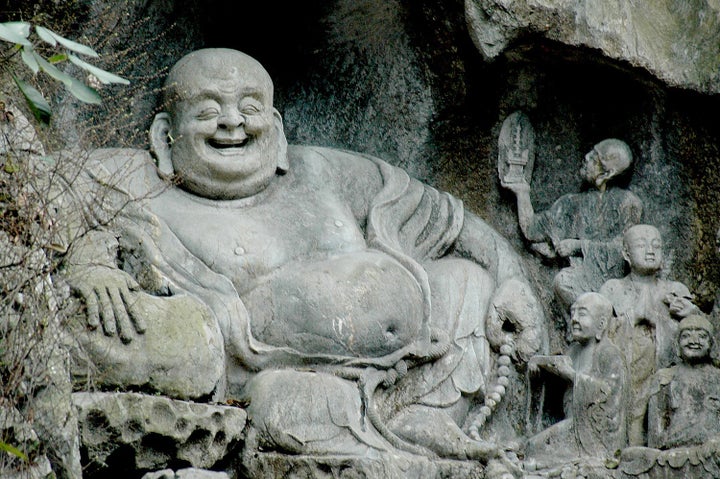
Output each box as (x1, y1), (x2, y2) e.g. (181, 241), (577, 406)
(196, 108), (220, 120)
(239, 98), (263, 115)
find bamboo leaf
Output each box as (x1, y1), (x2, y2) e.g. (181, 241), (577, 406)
(0, 23), (31, 46)
(68, 53), (129, 85)
(34, 25), (57, 46)
(48, 53), (68, 64)
(0, 441), (28, 461)
(36, 26), (98, 57)
(67, 78), (101, 105)
(32, 51), (73, 86)
(13, 75), (51, 124)
(3, 22), (30, 39)
(32, 52), (101, 105)
(20, 46), (39, 74)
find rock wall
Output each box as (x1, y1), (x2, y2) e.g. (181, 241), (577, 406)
(3, 1), (720, 478)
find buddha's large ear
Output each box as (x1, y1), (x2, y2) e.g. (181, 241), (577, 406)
(273, 108), (289, 172)
(150, 112), (174, 176)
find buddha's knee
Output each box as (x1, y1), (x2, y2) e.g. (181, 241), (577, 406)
(241, 370), (387, 455)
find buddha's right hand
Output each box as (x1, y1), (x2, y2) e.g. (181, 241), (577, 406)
(67, 265), (146, 344)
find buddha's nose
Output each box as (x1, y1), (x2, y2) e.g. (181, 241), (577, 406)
(218, 108), (244, 129)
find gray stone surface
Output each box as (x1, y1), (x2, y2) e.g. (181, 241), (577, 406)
(524, 293), (626, 472)
(64, 48), (546, 478)
(465, 0), (720, 94)
(142, 468), (230, 479)
(502, 123), (643, 309)
(600, 225), (699, 447)
(65, 228), (225, 401)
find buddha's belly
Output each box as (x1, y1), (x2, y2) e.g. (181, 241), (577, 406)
(243, 250), (424, 357)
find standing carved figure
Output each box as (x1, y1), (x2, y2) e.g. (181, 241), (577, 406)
(599, 224), (698, 446)
(502, 133), (642, 308)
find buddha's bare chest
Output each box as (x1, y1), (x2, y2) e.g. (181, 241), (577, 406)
(148, 187), (367, 292)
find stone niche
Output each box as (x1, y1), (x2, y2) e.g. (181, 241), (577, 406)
(13, 0), (720, 478)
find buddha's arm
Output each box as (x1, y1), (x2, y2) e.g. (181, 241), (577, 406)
(453, 211), (527, 284)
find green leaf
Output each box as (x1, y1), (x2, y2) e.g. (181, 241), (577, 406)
(0, 441), (27, 461)
(48, 53), (68, 64)
(0, 23), (31, 46)
(3, 22), (30, 39)
(68, 53), (129, 85)
(35, 26), (98, 57)
(67, 78), (102, 104)
(34, 25), (57, 46)
(32, 51), (73, 86)
(13, 75), (51, 124)
(20, 46), (39, 74)
(4, 158), (18, 173)
(32, 52), (101, 105)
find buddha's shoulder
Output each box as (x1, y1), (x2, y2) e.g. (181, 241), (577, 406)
(80, 148), (156, 178)
(82, 148), (165, 196)
(288, 144), (384, 181)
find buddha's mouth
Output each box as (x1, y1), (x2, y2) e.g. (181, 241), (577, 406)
(208, 137), (250, 151)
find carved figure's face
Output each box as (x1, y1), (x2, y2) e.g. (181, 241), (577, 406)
(679, 327), (712, 363)
(580, 147), (604, 185)
(569, 296), (604, 344)
(169, 53), (282, 199)
(623, 225), (663, 274)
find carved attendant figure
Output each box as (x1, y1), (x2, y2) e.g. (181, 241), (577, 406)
(647, 314), (720, 449)
(599, 224), (698, 446)
(503, 138), (642, 307)
(64, 48), (546, 462)
(524, 292), (627, 470)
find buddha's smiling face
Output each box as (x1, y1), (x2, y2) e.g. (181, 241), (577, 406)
(168, 49), (283, 200)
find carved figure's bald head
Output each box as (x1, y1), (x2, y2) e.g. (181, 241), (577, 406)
(151, 48), (287, 200)
(163, 48), (275, 117)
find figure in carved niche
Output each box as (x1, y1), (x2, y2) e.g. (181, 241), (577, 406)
(599, 224), (698, 446)
(502, 132), (643, 308)
(523, 292), (626, 472)
(646, 313), (720, 449)
(617, 314), (720, 479)
(62, 48), (546, 465)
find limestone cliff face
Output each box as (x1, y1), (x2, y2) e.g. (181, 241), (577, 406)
(466, 0), (720, 94)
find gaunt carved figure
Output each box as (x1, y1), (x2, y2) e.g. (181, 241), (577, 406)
(503, 138), (642, 308)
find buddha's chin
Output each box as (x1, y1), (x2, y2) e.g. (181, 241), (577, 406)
(180, 167), (276, 200)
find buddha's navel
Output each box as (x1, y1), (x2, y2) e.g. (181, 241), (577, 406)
(243, 250), (424, 357)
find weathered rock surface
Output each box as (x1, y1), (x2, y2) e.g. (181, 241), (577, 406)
(73, 392), (246, 476)
(142, 468), (231, 479)
(466, 0), (720, 93)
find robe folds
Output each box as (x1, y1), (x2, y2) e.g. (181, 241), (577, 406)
(70, 145), (538, 413)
